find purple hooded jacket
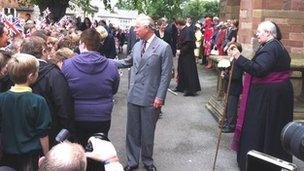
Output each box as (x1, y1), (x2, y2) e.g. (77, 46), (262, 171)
(62, 51), (119, 121)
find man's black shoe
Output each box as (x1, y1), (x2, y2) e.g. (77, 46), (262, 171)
(173, 88), (182, 92)
(145, 165), (157, 171)
(183, 92), (196, 96)
(124, 165), (138, 171)
(222, 126), (235, 133)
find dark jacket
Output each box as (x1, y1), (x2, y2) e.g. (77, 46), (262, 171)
(155, 27), (175, 55)
(127, 26), (139, 54)
(0, 75), (13, 92)
(32, 60), (74, 146)
(168, 23), (178, 56)
(223, 59), (243, 96)
(62, 51), (119, 122)
(99, 33), (117, 59)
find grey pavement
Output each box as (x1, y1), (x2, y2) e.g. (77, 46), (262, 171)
(109, 47), (304, 171)
(109, 54), (239, 171)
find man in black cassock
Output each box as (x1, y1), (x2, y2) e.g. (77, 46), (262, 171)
(230, 21), (293, 171)
(174, 18), (201, 96)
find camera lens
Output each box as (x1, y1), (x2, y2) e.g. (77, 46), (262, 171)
(281, 121), (304, 161)
(93, 133), (109, 141)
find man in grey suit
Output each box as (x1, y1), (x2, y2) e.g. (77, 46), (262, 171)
(114, 14), (173, 171)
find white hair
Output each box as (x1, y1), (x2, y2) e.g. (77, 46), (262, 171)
(136, 14), (155, 30)
(258, 21), (277, 39)
(95, 26), (108, 40)
(39, 142), (87, 171)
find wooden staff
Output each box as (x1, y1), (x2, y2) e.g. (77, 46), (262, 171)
(212, 57), (236, 171)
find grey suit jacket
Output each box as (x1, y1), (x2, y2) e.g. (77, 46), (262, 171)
(114, 36), (173, 106)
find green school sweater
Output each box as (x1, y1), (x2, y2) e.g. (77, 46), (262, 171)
(0, 85), (52, 154)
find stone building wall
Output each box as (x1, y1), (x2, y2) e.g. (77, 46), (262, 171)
(220, 0), (304, 59)
(238, 0), (304, 58)
(219, 0), (240, 21)
(220, 0), (304, 107)
(0, 0), (34, 20)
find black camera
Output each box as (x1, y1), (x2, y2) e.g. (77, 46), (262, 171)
(245, 121), (304, 171)
(281, 121), (304, 161)
(85, 133), (109, 152)
(247, 150), (297, 171)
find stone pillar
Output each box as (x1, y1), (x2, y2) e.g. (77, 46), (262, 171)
(238, 0), (304, 58)
(219, 0), (241, 20)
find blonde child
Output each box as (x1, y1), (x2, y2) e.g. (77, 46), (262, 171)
(0, 53), (52, 170)
(51, 47), (75, 69)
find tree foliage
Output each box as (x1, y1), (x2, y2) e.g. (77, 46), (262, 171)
(116, 0), (184, 20)
(183, 0), (219, 21)
(27, 0), (219, 22)
(30, 0), (70, 21)
(71, 0), (99, 17)
(29, 0), (107, 21)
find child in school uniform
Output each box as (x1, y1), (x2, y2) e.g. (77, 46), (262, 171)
(221, 42), (243, 133)
(0, 53), (52, 170)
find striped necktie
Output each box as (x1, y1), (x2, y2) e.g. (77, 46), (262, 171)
(141, 40), (147, 57)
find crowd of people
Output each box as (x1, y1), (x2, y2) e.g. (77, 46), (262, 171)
(0, 9), (295, 171)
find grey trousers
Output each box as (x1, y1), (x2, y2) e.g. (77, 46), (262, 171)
(126, 102), (160, 167)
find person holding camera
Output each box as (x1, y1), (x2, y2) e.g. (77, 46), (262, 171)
(221, 42), (243, 133)
(38, 137), (123, 171)
(229, 21), (293, 171)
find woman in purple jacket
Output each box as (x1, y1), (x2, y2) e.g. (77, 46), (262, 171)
(62, 28), (119, 147)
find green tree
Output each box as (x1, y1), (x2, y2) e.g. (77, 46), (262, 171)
(71, 0), (98, 17)
(116, 0), (184, 21)
(183, 0), (219, 21)
(202, 0), (220, 18)
(29, 0), (110, 21)
(30, 0), (70, 21)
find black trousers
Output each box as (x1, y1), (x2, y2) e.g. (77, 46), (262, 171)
(75, 120), (111, 171)
(225, 95), (240, 128)
(75, 120), (111, 147)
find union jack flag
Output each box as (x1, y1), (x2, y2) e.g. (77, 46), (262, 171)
(0, 13), (24, 37)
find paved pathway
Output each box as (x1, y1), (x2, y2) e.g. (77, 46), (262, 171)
(108, 56), (240, 171)
(108, 46), (304, 170)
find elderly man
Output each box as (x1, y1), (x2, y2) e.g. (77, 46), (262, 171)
(114, 14), (173, 171)
(230, 21), (293, 171)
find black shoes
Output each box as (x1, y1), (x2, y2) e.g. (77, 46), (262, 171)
(173, 88), (183, 92)
(183, 92), (196, 96)
(222, 126), (235, 133)
(124, 165), (138, 171)
(145, 165), (157, 171)
(124, 165), (156, 171)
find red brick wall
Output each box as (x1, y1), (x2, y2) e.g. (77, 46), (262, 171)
(237, 0), (304, 58)
(219, 0), (241, 21)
